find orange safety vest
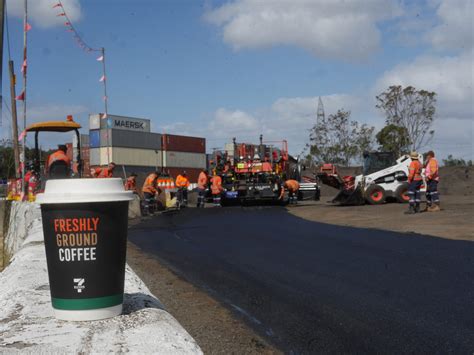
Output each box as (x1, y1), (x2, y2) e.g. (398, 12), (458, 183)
(284, 179), (300, 193)
(124, 177), (137, 192)
(175, 174), (190, 188)
(425, 157), (439, 181)
(408, 160), (422, 182)
(46, 150), (70, 172)
(142, 173), (158, 194)
(197, 171), (208, 189)
(210, 175), (223, 195)
(95, 167), (113, 178)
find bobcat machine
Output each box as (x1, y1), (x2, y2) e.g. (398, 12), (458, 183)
(317, 151), (425, 205)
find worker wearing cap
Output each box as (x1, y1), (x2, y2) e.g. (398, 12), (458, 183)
(405, 151), (423, 214)
(46, 144), (71, 179)
(210, 172), (224, 207)
(175, 171), (190, 207)
(425, 150), (440, 212)
(142, 172), (159, 215)
(280, 179), (300, 205)
(93, 162), (116, 178)
(124, 172), (138, 194)
(197, 169), (208, 208)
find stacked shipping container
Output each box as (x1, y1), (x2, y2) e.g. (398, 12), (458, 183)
(87, 114), (206, 182)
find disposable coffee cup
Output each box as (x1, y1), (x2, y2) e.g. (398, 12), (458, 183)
(36, 178), (133, 321)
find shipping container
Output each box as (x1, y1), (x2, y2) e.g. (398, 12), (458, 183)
(165, 151), (206, 169)
(99, 129), (162, 150)
(163, 134), (205, 154)
(89, 148), (101, 166)
(89, 130), (100, 148)
(99, 114), (151, 132)
(110, 147), (162, 167)
(89, 114), (101, 130)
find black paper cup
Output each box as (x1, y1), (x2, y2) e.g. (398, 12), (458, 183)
(36, 178), (133, 321)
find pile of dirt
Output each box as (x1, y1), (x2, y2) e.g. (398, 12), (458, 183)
(438, 166), (473, 196)
(312, 165), (473, 198)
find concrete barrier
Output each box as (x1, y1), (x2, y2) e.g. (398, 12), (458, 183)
(0, 202), (202, 353)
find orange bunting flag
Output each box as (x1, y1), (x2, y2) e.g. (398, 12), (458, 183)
(52, 3), (62, 8)
(96, 55), (104, 61)
(99, 75), (106, 82)
(15, 91), (25, 101)
(24, 23), (32, 32)
(101, 113), (108, 119)
(57, 13), (66, 17)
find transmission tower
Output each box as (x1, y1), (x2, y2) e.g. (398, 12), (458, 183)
(316, 96), (325, 124)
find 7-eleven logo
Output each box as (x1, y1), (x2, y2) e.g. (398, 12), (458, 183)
(73, 278), (85, 293)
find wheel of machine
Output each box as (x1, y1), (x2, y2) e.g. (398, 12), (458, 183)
(366, 184), (386, 205)
(394, 183), (410, 203)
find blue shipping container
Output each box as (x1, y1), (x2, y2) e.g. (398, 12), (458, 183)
(89, 130), (100, 148)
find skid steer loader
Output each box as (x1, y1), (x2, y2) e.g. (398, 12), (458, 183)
(317, 152), (425, 205)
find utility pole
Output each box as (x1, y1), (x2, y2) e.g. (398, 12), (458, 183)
(0, 0), (5, 124)
(8, 61), (20, 177)
(20, 0), (27, 196)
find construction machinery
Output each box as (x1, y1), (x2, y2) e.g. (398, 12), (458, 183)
(208, 136), (320, 204)
(317, 152), (424, 205)
(6, 116), (83, 201)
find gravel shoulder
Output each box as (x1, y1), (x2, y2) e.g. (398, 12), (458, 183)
(127, 240), (280, 355)
(288, 194), (474, 241)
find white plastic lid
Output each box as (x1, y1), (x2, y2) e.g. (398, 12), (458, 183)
(36, 178), (134, 204)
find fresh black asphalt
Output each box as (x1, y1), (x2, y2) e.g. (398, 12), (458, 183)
(129, 206), (474, 354)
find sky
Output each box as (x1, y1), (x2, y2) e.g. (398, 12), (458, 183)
(0, 0), (472, 161)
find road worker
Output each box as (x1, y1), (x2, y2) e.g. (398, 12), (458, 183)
(124, 172), (138, 194)
(142, 172), (159, 215)
(280, 179), (300, 205)
(405, 152), (423, 214)
(425, 150), (440, 212)
(175, 171), (190, 207)
(93, 162), (116, 178)
(46, 144), (71, 179)
(210, 172), (224, 207)
(197, 169), (208, 208)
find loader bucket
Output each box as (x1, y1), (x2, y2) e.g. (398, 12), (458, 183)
(332, 186), (365, 206)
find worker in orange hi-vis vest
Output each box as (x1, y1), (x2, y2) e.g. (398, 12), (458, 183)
(405, 152), (423, 214)
(142, 172), (159, 215)
(175, 171), (190, 207)
(93, 162), (116, 178)
(196, 169), (209, 208)
(279, 179), (300, 205)
(46, 144), (71, 179)
(424, 150), (440, 212)
(210, 172), (224, 207)
(124, 172), (138, 194)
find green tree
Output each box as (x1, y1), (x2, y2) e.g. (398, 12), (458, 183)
(442, 155), (473, 167)
(309, 109), (374, 166)
(376, 85), (436, 151)
(376, 124), (411, 157)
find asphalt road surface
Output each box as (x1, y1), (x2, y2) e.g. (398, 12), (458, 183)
(129, 207), (474, 354)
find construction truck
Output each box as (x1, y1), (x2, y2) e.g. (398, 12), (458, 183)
(208, 136), (320, 204)
(6, 117), (83, 201)
(317, 151), (425, 205)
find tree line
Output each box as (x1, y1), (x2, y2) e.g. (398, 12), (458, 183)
(307, 85), (437, 166)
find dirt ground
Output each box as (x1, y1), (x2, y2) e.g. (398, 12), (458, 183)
(288, 195), (473, 241)
(302, 165), (474, 241)
(127, 242), (280, 355)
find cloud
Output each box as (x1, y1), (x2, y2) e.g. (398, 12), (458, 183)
(428, 0), (473, 51)
(204, 0), (402, 60)
(7, 0), (82, 28)
(209, 108), (260, 136)
(374, 51), (474, 120)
